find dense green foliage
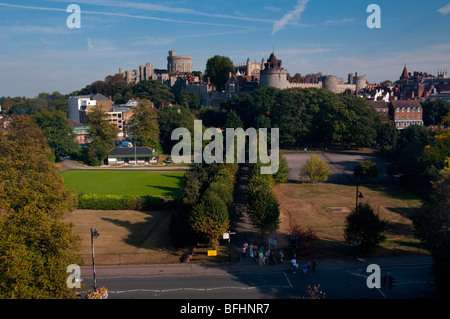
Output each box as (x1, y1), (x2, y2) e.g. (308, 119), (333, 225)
(246, 161), (281, 236)
(85, 106), (119, 166)
(128, 99), (161, 151)
(158, 105), (197, 154)
(77, 194), (175, 210)
(206, 55), (235, 91)
(388, 125), (448, 198)
(132, 80), (175, 108)
(413, 172), (450, 297)
(0, 116), (81, 299)
(353, 159), (379, 181)
(178, 163), (238, 248)
(422, 99), (450, 126)
(344, 203), (386, 253)
(33, 111), (79, 156)
(222, 87), (382, 149)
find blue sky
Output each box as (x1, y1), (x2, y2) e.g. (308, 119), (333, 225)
(0, 0), (449, 97)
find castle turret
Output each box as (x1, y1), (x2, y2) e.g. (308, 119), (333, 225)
(260, 53), (288, 89)
(323, 75), (338, 93)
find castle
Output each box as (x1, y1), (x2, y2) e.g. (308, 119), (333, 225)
(118, 51), (368, 107)
(119, 50), (193, 84)
(228, 52), (367, 97)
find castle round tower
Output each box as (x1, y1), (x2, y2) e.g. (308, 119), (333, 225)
(259, 53), (289, 89)
(355, 74), (367, 92)
(167, 50), (193, 74)
(323, 75), (338, 93)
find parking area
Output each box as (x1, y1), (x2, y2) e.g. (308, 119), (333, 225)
(282, 152), (393, 184)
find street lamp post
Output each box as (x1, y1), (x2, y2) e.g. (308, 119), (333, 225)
(90, 228), (100, 289)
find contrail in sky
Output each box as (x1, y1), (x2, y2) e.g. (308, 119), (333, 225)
(271, 0), (310, 36)
(0, 2), (250, 28)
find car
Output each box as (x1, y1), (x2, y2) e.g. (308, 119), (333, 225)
(164, 157), (172, 163)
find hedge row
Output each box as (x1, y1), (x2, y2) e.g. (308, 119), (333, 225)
(77, 194), (177, 210)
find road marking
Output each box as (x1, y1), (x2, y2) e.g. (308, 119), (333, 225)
(284, 273), (293, 288)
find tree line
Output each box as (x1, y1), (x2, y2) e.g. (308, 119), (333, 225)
(174, 163), (239, 249)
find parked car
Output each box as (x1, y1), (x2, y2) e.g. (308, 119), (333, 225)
(164, 157), (172, 163)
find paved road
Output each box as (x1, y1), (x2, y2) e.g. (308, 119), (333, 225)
(78, 256), (436, 300)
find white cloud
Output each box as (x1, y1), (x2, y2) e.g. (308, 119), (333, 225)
(437, 3), (450, 15)
(271, 0), (310, 36)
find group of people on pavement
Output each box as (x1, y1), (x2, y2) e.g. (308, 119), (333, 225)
(291, 258), (317, 274)
(241, 242), (318, 273)
(241, 242), (285, 266)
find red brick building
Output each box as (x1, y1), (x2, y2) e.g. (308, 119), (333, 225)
(389, 100), (424, 129)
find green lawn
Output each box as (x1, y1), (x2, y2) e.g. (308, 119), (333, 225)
(61, 170), (185, 198)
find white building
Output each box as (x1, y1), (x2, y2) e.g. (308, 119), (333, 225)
(68, 95), (97, 123)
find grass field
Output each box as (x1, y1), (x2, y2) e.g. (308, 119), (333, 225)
(61, 170), (185, 198)
(273, 182), (429, 259)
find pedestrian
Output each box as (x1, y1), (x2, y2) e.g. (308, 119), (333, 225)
(264, 250), (270, 264)
(279, 250), (284, 263)
(249, 246), (254, 259)
(253, 245), (258, 262)
(269, 251), (276, 265)
(291, 258), (298, 273)
(244, 242), (249, 257)
(242, 244), (246, 258)
(259, 251), (264, 266)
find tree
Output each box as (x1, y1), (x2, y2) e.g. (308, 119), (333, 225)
(225, 109), (243, 129)
(353, 159), (379, 181)
(389, 125), (439, 197)
(422, 99), (450, 126)
(289, 225), (318, 257)
(376, 120), (398, 154)
(33, 111), (79, 156)
(300, 155), (331, 183)
(206, 55), (235, 92)
(246, 175), (280, 236)
(158, 105), (196, 154)
(412, 172), (450, 297)
(132, 80), (175, 107)
(0, 116), (81, 298)
(128, 99), (160, 150)
(344, 203), (386, 253)
(340, 95), (379, 148)
(86, 106), (118, 166)
(273, 155), (290, 184)
(246, 163), (280, 237)
(188, 188), (229, 248)
(176, 90), (201, 110)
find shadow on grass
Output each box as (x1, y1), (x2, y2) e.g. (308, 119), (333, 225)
(100, 210), (180, 253)
(145, 184), (182, 198)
